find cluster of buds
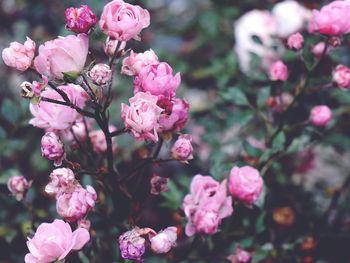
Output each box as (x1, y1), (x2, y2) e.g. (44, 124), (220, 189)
(119, 226), (177, 261)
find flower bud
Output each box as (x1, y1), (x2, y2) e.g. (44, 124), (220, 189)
(229, 166), (263, 206)
(20, 81), (34, 99)
(2, 37), (35, 71)
(287, 32), (304, 51)
(7, 175), (30, 201)
(45, 168), (76, 196)
(333, 64), (350, 90)
(104, 37), (126, 57)
(268, 60), (288, 81)
(65, 5), (97, 33)
(88, 63), (112, 85)
(171, 134), (193, 162)
(150, 227), (177, 254)
(150, 175), (169, 195)
(56, 185), (97, 222)
(310, 105), (332, 127)
(118, 228), (147, 262)
(41, 132), (65, 166)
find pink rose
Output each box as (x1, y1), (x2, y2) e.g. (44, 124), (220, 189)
(34, 34), (88, 79)
(268, 60), (288, 81)
(229, 166), (263, 206)
(99, 0), (150, 41)
(333, 64), (350, 90)
(309, 1), (350, 36)
(25, 219), (89, 263)
(171, 134), (193, 162)
(7, 175), (31, 201)
(134, 62), (181, 98)
(2, 37), (35, 71)
(56, 185), (97, 222)
(65, 5), (97, 34)
(287, 32), (304, 51)
(158, 98), (189, 133)
(45, 168), (76, 196)
(121, 49), (159, 76)
(29, 84), (88, 130)
(121, 92), (163, 142)
(310, 105), (332, 127)
(183, 175), (233, 236)
(88, 63), (112, 85)
(41, 132), (65, 166)
(150, 226), (177, 254)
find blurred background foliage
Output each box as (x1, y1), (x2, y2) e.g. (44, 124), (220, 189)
(1, 0), (350, 262)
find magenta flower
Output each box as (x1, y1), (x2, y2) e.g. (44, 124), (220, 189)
(333, 64), (350, 90)
(268, 60), (288, 81)
(119, 228), (147, 262)
(158, 98), (189, 133)
(2, 37), (35, 71)
(65, 5), (97, 34)
(287, 32), (304, 51)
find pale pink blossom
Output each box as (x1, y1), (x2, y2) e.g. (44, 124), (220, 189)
(65, 5), (97, 34)
(268, 60), (288, 81)
(7, 175), (30, 201)
(183, 175), (233, 236)
(309, 1), (350, 36)
(104, 37), (126, 57)
(134, 62), (181, 98)
(25, 219), (89, 263)
(56, 185), (97, 222)
(287, 33), (304, 51)
(29, 84), (88, 130)
(158, 98), (189, 133)
(88, 63), (112, 85)
(121, 92), (163, 142)
(150, 227), (177, 254)
(333, 64), (350, 90)
(99, 0), (150, 41)
(41, 132), (65, 166)
(2, 37), (35, 71)
(121, 49), (159, 76)
(171, 134), (193, 162)
(229, 166), (263, 206)
(45, 168), (76, 196)
(34, 34), (88, 79)
(310, 105), (332, 127)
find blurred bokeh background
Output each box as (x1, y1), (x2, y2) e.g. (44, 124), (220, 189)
(1, 0), (350, 262)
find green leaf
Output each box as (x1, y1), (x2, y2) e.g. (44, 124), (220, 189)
(220, 87), (249, 106)
(257, 87), (271, 108)
(272, 132), (286, 150)
(242, 140), (263, 158)
(255, 212), (266, 234)
(1, 99), (20, 125)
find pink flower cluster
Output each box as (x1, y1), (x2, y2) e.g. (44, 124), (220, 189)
(45, 168), (97, 222)
(25, 219), (90, 263)
(183, 175), (233, 236)
(309, 1), (350, 36)
(121, 49), (189, 141)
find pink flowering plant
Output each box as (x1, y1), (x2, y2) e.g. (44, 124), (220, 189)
(2, 0), (350, 262)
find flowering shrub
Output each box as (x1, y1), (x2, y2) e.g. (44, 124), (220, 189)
(1, 0), (350, 262)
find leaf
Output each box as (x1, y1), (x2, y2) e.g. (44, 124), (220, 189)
(257, 87), (271, 108)
(242, 140), (263, 158)
(255, 212), (266, 234)
(272, 132), (286, 150)
(220, 87), (249, 106)
(1, 98), (20, 125)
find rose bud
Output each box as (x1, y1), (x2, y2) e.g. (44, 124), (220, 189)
(88, 63), (112, 86)
(56, 185), (97, 222)
(333, 64), (350, 90)
(20, 81), (34, 99)
(2, 37), (35, 71)
(308, 0), (350, 36)
(25, 219), (90, 263)
(311, 42), (328, 58)
(65, 5), (97, 34)
(104, 37), (126, 57)
(41, 132), (65, 166)
(310, 105), (332, 127)
(121, 49), (159, 76)
(118, 228), (147, 262)
(287, 32), (304, 51)
(150, 175), (169, 195)
(229, 166), (263, 206)
(45, 168), (76, 196)
(171, 134), (193, 162)
(7, 175), (31, 201)
(99, 0), (150, 41)
(150, 227), (177, 254)
(268, 60), (288, 81)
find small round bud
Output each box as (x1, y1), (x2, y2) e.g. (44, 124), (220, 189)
(65, 5), (97, 34)
(88, 64), (112, 86)
(310, 105), (332, 127)
(7, 175), (31, 201)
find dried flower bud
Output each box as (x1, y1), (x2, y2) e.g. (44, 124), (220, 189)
(20, 81), (34, 98)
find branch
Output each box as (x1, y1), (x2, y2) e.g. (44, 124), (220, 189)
(110, 127), (128, 137)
